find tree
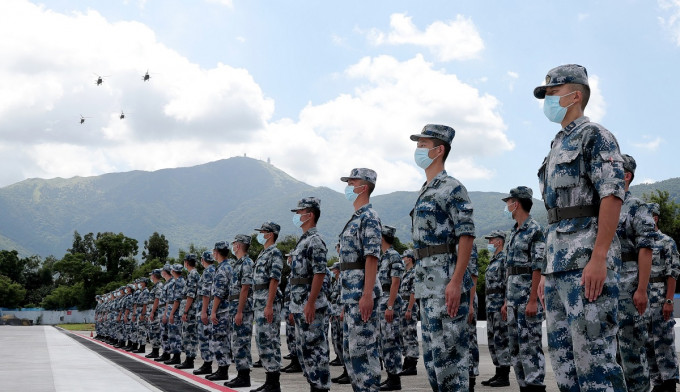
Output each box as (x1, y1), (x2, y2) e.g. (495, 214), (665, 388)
(0, 274), (26, 308)
(644, 190), (680, 244)
(142, 232), (169, 263)
(0, 250), (23, 284)
(41, 283), (84, 310)
(95, 232), (139, 279)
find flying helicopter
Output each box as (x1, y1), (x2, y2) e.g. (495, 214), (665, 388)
(119, 110), (125, 120)
(79, 115), (91, 124)
(94, 74), (109, 86)
(142, 70), (151, 82)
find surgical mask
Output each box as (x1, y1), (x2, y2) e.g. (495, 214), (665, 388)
(292, 212), (309, 228)
(256, 233), (266, 245)
(487, 244), (496, 253)
(543, 91), (577, 123)
(503, 203), (517, 219)
(414, 147), (439, 169)
(137, 283), (142, 289)
(345, 185), (364, 202)
(230, 244), (237, 255)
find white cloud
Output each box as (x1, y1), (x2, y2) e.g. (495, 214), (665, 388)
(507, 71), (519, 91)
(659, 0), (680, 46)
(367, 13), (484, 61)
(578, 13), (590, 21)
(205, 0), (233, 8)
(632, 136), (663, 151)
(640, 178), (656, 185)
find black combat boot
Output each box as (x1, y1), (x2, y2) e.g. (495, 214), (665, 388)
(379, 373), (401, 391)
(134, 344), (146, 354)
(145, 347), (160, 358)
(661, 379), (678, 392)
(175, 356), (194, 369)
(283, 353), (293, 360)
(329, 355), (342, 366)
(282, 356), (303, 373)
(481, 367), (501, 386)
(164, 353), (181, 365)
(250, 371), (281, 392)
(488, 366), (510, 387)
(125, 343), (138, 352)
(205, 365), (229, 381)
(225, 369), (251, 388)
(331, 367), (351, 384)
(154, 352), (171, 362)
(252, 359), (263, 368)
(398, 357), (418, 376)
(114, 339), (126, 348)
(193, 361), (212, 375)
(524, 385), (546, 392)
(469, 376), (475, 392)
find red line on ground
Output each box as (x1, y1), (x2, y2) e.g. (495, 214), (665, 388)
(72, 333), (238, 392)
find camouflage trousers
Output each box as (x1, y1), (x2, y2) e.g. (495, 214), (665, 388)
(167, 317), (183, 354)
(485, 310), (510, 367)
(197, 315), (214, 362)
(232, 311), (254, 371)
(211, 312), (232, 366)
(254, 304), (282, 372)
(294, 308), (331, 389)
(136, 318), (148, 345)
(148, 317), (161, 348)
(285, 313), (296, 356)
(379, 296), (403, 375)
(545, 269), (626, 392)
(468, 295), (479, 378)
(646, 281), (679, 386)
(342, 302), (381, 392)
(399, 302), (419, 359)
(617, 272), (650, 392)
(507, 300), (545, 387)
(330, 315), (344, 362)
(181, 311), (198, 357)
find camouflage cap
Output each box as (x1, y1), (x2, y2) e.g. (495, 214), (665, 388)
(162, 264), (172, 273)
(534, 64), (589, 99)
(649, 202), (660, 216)
(401, 249), (415, 259)
(381, 225), (396, 238)
(171, 263), (184, 273)
(410, 124), (455, 145)
(502, 186), (533, 201)
(214, 241), (228, 250)
(233, 234), (251, 245)
(622, 154), (637, 175)
(340, 168), (377, 185)
(330, 262), (340, 271)
(484, 230), (506, 241)
(139, 277), (150, 285)
(184, 253), (198, 262)
(201, 250), (214, 262)
(291, 197), (321, 212)
(150, 268), (162, 277)
(255, 221), (281, 234)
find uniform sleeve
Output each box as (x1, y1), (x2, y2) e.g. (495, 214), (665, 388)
(310, 236), (329, 275)
(269, 249), (284, 281)
(241, 260), (254, 286)
(449, 183), (475, 238)
(213, 270), (227, 300)
(632, 202), (658, 250)
(390, 252), (405, 279)
(360, 211), (382, 259)
(583, 126), (625, 201)
(666, 237), (680, 280)
(186, 272), (200, 298)
(467, 244), (479, 276)
(531, 226), (546, 272)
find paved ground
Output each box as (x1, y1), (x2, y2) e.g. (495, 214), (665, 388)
(1, 325), (563, 391)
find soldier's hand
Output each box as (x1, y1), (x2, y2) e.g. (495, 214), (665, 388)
(149, 314), (155, 322)
(663, 303), (674, 321)
(201, 312), (209, 325)
(169, 315), (174, 324)
(162, 315), (167, 324)
(210, 315), (218, 325)
(264, 304), (274, 324)
(633, 288), (648, 315)
(525, 300), (538, 317)
(385, 309), (394, 323)
(538, 276), (546, 310)
(581, 257), (607, 301)
(181, 314), (187, 323)
(340, 309), (344, 322)
(501, 303), (507, 321)
(235, 312), (243, 326)
(304, 301), (316, 324)
(467, 307), (475, 324)
(445, 279), (461, 317)
(405, 310), (412, 321)
(288, 313), (294, 325)
(359, 294), (374, 322)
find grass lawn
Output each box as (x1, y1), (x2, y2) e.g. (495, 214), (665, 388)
(58, 323), (95, 331)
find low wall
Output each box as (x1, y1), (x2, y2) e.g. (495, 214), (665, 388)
(0, 310), (94, 325)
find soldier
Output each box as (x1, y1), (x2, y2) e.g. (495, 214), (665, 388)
(329, 260), (350, 383)
(281, 273), (303, 374)
(155, 264), (173, 362)
(134, 278), (150, 354)
(535, 64), (626, 391)
(615, 154), (656, 392)
(410, 124), (475, 392)
(398, 249), (419, 377)
(194, 251), (216, 375)
(378, 225), (405, 391)
(480, 230), (511, 387)
(289, 197), (331, 392)
(500, 186), (546, 391)
(338, 168), (382, 392)
(647, 203), (680, 391)
(176, 254), (200, 369)
(146, 269), (164, 359)
(122, 284), (136, 350)
(467, 245), (480, 392)
(206, 241), (234, 381)
(126, 281), (142, 352)
(224, 234), (255, 388)
(252, 221), (284, 392)
(165, 263), (186, 365)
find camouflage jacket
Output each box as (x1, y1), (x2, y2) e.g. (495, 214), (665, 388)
(180, 269), (199, 315)
(505, 216), (545, 307)
(329, 277), (342, 316)
(485, 250), (507, 312)
(378, 247), (405, 298)
(339, 203), (382, 304)
(617, 192), (657, 290)
(289, 227), (329, 313)
(211, 259), (233, 316)
(163, 279), (175, 317)
(253, 244), (284, 310)
(538, 116), (625, 273)
(136, 288), (149, 316)
(411, 170), (475, 299)
(651, 231), (680, 280)
(229, 256), (254, 315)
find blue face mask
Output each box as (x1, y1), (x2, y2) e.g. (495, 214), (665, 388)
(487, 244), (496, 253)
(543, 91), (576, 123)
(292, 213), (308, 228)
(256, 233), (266, 245)
(230, 243), (237, 255)
(344, 185), (363, 202)
(503, 203), (516, 219)
(414, 147), (439, 169)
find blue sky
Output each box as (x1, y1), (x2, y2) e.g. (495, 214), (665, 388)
(0, 0), (678, 197)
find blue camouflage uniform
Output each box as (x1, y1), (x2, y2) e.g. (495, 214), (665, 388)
(282, 282), (296, 359)
(290, 197), (331, 390)
(398, 251), (419, 360)
(377, 229), (405, 377)
(228, 237), (255, 372)
(181, 262), (200, 359)
(211, 252), (234, 368)
(410, 123), (475, 392)
(161, 268), (174, 354)
(136, 282), (150, 346)
(149, 274), (164, 350)
(329, 262), (344, 363)
(252, 222), (284, 374)
(535, 64), (627, 392)
(483, 232), (510, 370)
(168, 265), (185, 355)
(467, 244), (479, 380)
(197, 254), (216, 363)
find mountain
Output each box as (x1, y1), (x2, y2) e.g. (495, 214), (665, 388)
(0, 157), (676, 258)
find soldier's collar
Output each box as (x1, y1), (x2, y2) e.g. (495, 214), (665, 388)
(562, 116), (589, 135)
(354, 203), (373, 216)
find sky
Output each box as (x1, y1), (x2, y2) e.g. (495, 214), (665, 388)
(1, 0), (679, 197)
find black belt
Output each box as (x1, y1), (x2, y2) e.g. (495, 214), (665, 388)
(413, 243), (456, 259)
(228, 294), (240, 300)
(254, 283), (270, 290)
(650, 276), (667, 284)
(486, 288), (505, 295)
(340, 262), (365, 271)
(289, 278), (313, 285)
(508, 266), (533, 276)
(381, 284), (391, 292)
(621, 252), (638, 262)
(547, 204), (599, 224)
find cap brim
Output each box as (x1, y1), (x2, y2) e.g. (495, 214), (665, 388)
(501, 196), (512, 201)
(410, 134), (435, 141)
(290, 207), (304, 212)
(533, 86), (547, 99)
(340, 176), (361, 182)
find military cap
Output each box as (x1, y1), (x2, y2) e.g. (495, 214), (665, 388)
(649, 203), (660, 216)
(340, 168), (377, 185)
(330, 262), (340, 271)
(184, 253), (198, 262)
(139, 277), (150, 285)
(401, 249), (415, 259)
(201, 250), (214, 262)
(410, 124), (455, 145)
(215, 241), (229, 250)
(534, 64), (589, 99)
(171, 263), (184, 273)
(622, 154), (637, 175)
(484, 230), (506, 241)
(381, 225), (396, 238)
(291, 197), (321, 211)
(255, 221), (281, 234)
(150, 268), (162, 277)
(233, 234), (251, 245)
(162, 264), (172, 273)
(502, 186), (534, 201)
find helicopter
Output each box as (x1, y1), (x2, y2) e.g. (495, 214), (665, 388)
(94, 74), (109, 86)
(79, 115), (91, 124)
(119, 110), (125, 120)
(142, 70), (151, 82)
